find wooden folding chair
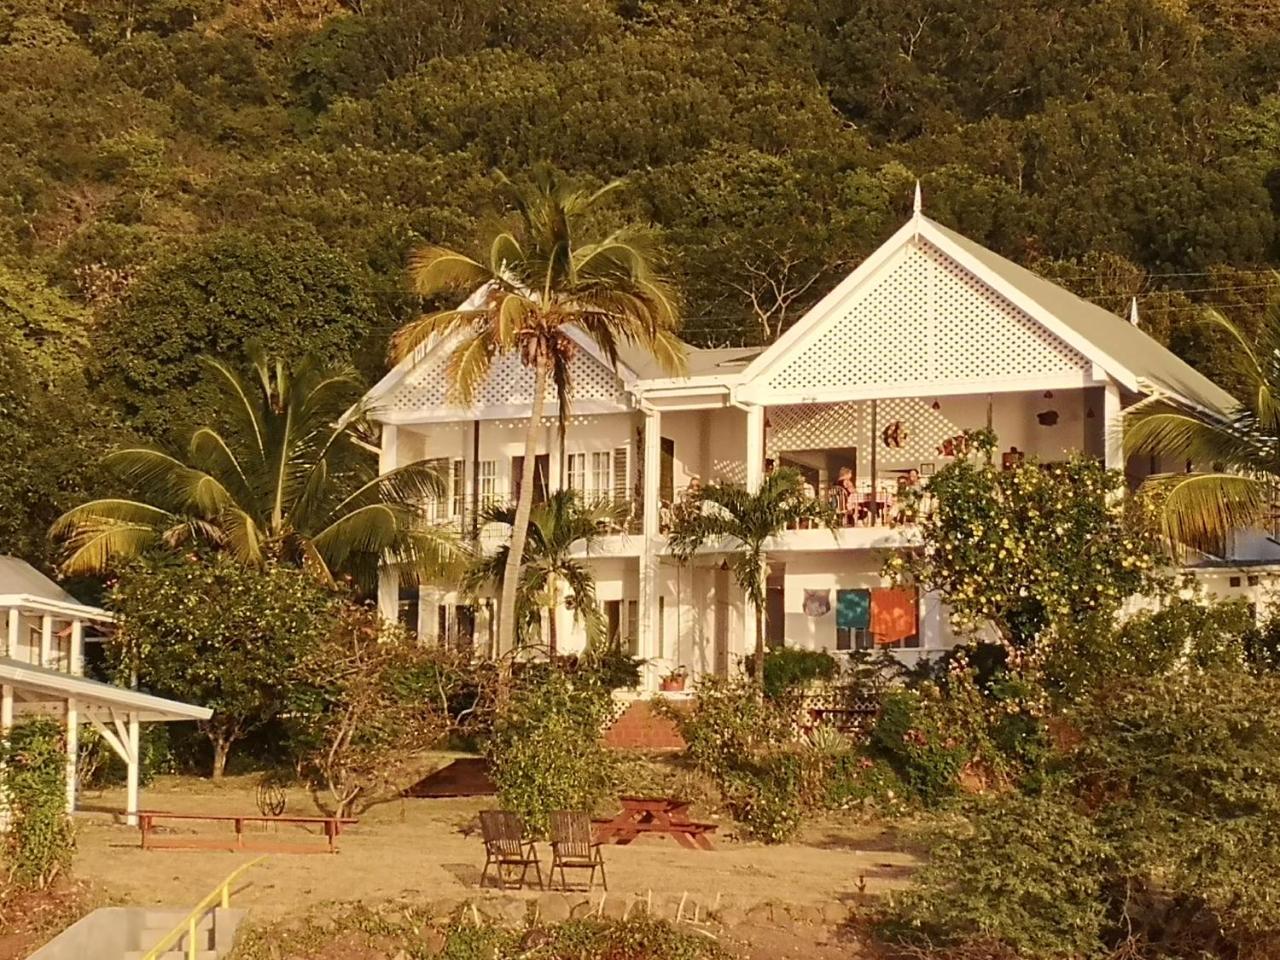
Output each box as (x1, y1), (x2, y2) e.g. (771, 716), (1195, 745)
(479, 810), (543, 890)
(548, 810), (607, 891)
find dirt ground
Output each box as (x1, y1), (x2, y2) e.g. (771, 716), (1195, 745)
(71, 768), (918, 922)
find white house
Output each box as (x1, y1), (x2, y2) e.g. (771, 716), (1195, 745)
(365, 204), (1275, 690)
(0, 556), (210, 822)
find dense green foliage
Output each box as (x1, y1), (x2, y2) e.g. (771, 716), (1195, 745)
(54, 350), (455, 589)
(892, 668), (1280, 958)
(10, 0), (1280, 566)
(485, 669), (617, 835)
(1, 719), (74, 889)
(753, 647), (839, 701)
(107, 553), (342, 777)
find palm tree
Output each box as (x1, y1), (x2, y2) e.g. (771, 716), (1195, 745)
(1123, 309), (1269, 551)
(392, 167), (686, 656)
(52, 350), (458, 590)
(391, 168), (686, 660)
(462, 490), (627, 655)
(667, 468), (835, 687)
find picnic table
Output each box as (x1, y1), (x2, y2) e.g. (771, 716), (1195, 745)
(593, 796), (716, 851)
(134, 810), (357, 854)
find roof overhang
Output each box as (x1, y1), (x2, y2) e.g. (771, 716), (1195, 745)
(0, 594), (114, 623)
(0, 658), (211, 722)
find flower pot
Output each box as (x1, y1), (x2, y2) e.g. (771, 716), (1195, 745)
(659, 676), (686, 692)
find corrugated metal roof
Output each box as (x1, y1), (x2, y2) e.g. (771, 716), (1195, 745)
(928, 219), (1238, 417)
(0, 657), (212, 721)
(0, 556), (80, 606)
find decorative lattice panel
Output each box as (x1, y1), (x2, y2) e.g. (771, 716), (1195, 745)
(386, 341), (627, 416)
(768, 241), (1088, 393)
(768, 398), (966, 464)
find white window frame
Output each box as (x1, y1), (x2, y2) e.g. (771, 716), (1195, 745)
(565, 452), (586, 492)
(478, 460), (497, 505)
(591, 450), (612, 499)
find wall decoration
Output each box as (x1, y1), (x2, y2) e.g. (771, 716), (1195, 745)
(919, 462), (935, 476)
(1036, 410), (1059, 426)
(803, 589), (831, 617)
(881, 420), (907, 448)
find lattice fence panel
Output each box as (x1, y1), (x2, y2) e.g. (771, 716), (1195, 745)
(385, 343), (627, 416)
(768, 241), (1089, 393)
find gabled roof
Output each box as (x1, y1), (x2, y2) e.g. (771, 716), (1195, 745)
(732, 214), (1237, 417)
(928, 220), (1237, 417)
(0, 556), (79, 606)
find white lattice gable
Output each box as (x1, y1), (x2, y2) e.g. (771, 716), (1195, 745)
(371, 331), (633, 424)
(740, 235), (1094, 403)
(730, 216), (1134, 405)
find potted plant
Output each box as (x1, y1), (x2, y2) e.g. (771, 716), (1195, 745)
(659, 665), (689, 693)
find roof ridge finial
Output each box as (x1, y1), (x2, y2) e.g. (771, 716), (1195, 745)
(1129, 297), (1140, 326)
(913, 180), (923, 216)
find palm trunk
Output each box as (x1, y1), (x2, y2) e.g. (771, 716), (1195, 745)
(754, 601), (766, 694)
(498, 353), (549, 658)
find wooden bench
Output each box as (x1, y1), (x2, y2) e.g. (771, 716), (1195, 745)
(593, 796), (717, 851)
(134, 810), (357, 854)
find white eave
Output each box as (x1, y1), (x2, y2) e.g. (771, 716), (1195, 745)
(0, 593), (114, 623)
(0, 657), (212, 723)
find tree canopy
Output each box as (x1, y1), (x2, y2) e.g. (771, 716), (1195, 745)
(9, 0), (1280, 567)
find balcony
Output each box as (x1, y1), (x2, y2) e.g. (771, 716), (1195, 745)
(421, 492), (644, 557)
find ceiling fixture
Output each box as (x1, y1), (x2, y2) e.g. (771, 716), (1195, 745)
(1086, 407), (1095, 419)
(931, 398), (941, 411)
(1043, 390), (1054, 399)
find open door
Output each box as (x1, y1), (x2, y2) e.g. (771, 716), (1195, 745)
(511, 454), (550, 505)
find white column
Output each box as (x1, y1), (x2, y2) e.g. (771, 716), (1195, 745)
(125, 713), (140, 827)
(745, 404), (765, 492)
(1, 685), (11, 732)
(639, 410), (662, 690)
(5, 607), (17, 658)
(70, 619), (83, 676)
(39, 614), (52, 668)
(1103, 380), (1124, 472)
(641, 409), (661, 540)
(377, 423), (401, 622)
(64, 699), (77, 814)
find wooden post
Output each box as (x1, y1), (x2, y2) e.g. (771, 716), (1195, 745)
(70, 618), (83, 675)
(869, 399), (879, 524)
(65, 698), (78, 814)
(126, 712), (140, 828)
(5, 607), (17, 658)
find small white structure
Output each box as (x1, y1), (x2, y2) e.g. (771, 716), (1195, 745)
(0, 557), (210, 824)
(364, 208), (1266, 688)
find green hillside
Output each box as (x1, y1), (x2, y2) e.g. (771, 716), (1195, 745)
(5, 0), (1280, 561)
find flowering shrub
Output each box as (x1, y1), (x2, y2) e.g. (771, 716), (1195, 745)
(868, 689), (968, 806)
(890, 435), (1164, 649)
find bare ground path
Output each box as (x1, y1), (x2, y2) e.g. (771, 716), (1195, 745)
(72, 773), (918, 920)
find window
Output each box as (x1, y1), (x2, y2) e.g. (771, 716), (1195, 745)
(657, 595), (665, 659)
(566, 452), (586, 492)
(397, 588), (420, 639)
(836, 625), (873, 651)
(478, 460), (497, 505)
(451, 459), (466, 518)
(591, 451), (612, 498)
(426, 458), (450, 520)
(612, 445), (630, 503)
(603, 599), (640, 656)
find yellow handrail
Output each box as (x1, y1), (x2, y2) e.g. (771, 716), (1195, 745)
(142, 856), (264, 960)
